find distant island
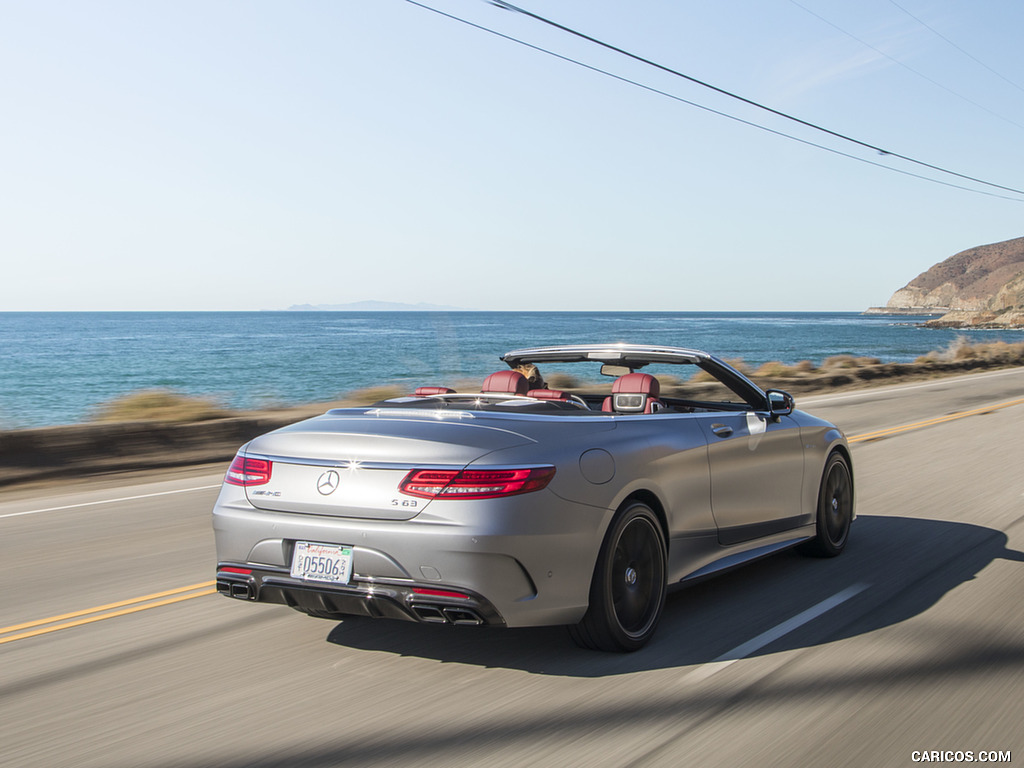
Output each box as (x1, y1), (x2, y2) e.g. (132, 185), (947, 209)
(865, 235), (1024, 328)
(286, 300), (468, 312)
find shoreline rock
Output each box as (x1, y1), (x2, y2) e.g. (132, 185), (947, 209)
(923, 309), (1024, 329)
(861, 307), (945, 317)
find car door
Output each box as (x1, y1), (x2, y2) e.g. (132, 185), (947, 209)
(695, 409), (805, 545)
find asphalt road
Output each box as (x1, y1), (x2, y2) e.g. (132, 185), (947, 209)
(3, 368), (1023, 768)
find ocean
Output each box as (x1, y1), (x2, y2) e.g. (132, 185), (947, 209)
(2, 311), (1022, 430)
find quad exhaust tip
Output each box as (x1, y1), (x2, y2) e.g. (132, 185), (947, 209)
(443, 607), (484, 626)
(230, 583), (254, 600)
(217, 579), (255, 600)
(410, 603), (484, 626)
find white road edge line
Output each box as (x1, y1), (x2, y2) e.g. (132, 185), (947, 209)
(0, 485), (223, 520)
(683, 582), (870, 684)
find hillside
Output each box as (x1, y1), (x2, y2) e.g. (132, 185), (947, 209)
(869, 236), (1024, 328)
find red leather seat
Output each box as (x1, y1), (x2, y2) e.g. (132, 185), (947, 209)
(481, 370), (529, 396)
(602, 373), (663, 414)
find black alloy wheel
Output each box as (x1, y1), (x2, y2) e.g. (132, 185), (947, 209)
(800, 452), (853, 557)
(570, 502), (667, 652)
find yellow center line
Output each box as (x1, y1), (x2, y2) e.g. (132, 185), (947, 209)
(0, 581), (216, 645)
(848, 397), (1024, 443)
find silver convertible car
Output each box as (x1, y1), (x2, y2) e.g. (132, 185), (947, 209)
(213, 344), (854, 652)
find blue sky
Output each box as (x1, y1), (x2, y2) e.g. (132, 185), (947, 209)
(3, 0), (1023, 311)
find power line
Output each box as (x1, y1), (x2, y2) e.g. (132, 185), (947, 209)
(787, 0), (1024, 132)
(887, 0), (1024, 96)
(480, 0), (1024, 198)
(404, 0), (1023, 202)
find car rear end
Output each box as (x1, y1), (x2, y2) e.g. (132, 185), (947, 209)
(212, 407), (611, 628)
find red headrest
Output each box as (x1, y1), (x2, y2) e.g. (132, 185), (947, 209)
(481, 370), (529, 396)
(414, 386), (456, 396)
(527, 388), (567, 400)
(611, 372), (660, 397)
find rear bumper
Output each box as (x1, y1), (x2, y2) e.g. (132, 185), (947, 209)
(212, 489), (609, 627)
(215, 564), (503, 626)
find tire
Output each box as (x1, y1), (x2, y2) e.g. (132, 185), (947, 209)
(799, 452), (853, 558)
(570, 502), (667, 652)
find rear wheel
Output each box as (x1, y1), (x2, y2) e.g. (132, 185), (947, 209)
(570, 502), (667, 652)
(799, 452), (853, 557)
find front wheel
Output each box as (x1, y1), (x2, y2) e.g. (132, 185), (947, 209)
(799, 452), (853, 557)
(570, 502), (667, 652)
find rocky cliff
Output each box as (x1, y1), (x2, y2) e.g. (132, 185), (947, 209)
(870, 236), (1024, 328)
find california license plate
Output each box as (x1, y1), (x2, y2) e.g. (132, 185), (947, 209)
(290, 542), (353, 584)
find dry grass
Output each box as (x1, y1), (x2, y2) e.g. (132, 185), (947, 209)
(821, 355), (882, 370)
(691, 358), (750, 382)
(90, 389), (230, 423)
(916, 336), (1024, 365)
(545, 371), (583, 390)
(754, 361), (800, 378)
(653, 374), (685, 389)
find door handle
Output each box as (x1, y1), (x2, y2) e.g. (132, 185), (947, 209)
(711, 424), (733, 438)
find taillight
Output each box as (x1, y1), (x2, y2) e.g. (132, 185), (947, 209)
(225, 455), (273, 486)
(399, 466), (555, 499)
(412, 587), (471, 599)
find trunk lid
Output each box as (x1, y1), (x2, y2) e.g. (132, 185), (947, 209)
(242, 410), (536, 520)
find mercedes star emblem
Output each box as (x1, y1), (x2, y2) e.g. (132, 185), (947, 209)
(317, 470), (341, 495)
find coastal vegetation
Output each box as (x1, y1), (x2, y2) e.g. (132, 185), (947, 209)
(4, 337), (1023, 489)
(674, 337), (1024, 398)
(90, 389), (231, 423)
(83, 338), (1024, 423)
(914, 336), (1024, 365)
(88, 385), (407, 424)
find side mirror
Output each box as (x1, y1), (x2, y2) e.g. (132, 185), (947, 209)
(766, 389), (794, 419)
